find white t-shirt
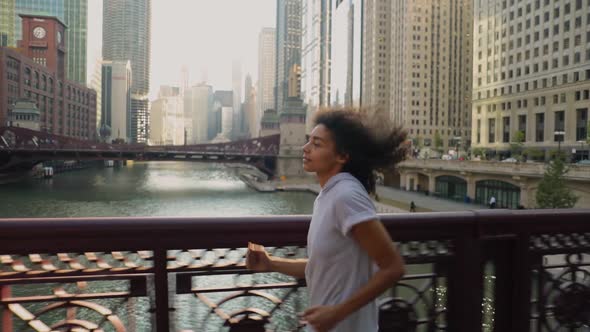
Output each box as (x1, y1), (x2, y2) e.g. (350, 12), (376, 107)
(305, 172), (379, 332)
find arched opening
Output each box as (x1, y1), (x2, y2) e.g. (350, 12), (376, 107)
(436, 175), (467, 201)
(476, 180), (521, 209)
(417, 173), (429, 193)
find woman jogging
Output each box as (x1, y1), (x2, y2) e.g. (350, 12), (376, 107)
(247, 109), (407, 331)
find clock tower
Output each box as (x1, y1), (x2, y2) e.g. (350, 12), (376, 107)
(17, 14), (67, 80)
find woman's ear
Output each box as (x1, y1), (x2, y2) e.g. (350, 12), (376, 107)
(336, 152), (350, 165)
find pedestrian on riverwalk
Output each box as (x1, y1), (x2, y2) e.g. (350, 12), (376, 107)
(489, 195), (497, 209)
(410, 201), (416, 212)
(246, 108), (407, 332)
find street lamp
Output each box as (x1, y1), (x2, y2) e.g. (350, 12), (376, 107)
(453, 136), (462, 159)
(554, 131), (565, 159)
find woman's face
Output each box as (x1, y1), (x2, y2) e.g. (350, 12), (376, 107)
(302, 124), (347, 174)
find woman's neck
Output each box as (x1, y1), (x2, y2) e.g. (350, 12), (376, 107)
(317, 169), (343, 188)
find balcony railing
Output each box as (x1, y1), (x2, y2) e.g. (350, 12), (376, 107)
(1, 210), (589, 331)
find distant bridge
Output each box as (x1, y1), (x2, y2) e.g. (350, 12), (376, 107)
(0, 126), (280, 175)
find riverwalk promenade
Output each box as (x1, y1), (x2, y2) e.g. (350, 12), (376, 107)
(241, 174), (482, 213)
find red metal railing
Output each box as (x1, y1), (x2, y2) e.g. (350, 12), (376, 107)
(1, 210), (589, 331)
(0, 126), (280, 156)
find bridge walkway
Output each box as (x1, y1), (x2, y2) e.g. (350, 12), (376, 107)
(376, 185), (486, 212)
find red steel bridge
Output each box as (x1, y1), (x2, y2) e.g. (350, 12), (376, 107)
(0, 126), (280, 175)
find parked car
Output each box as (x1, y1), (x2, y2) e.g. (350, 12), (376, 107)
(576, 159), (590, 165)
(501, 157), (518, 163)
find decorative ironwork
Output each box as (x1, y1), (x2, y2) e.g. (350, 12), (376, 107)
(1, 277), (146, 332)
(378, 298), (418, 332)
(0, 251), (154, 278)
(552, 282), (590, 328)
(1, 210), (589, 331)
(530, 233), (590, 252)
(531, 251), (590, 331)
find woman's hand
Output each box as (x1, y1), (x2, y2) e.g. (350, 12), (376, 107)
(245, 242), (272, 272)
(301, 305), (345, 332)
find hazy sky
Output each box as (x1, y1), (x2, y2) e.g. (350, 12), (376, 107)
(87, 0), (276, 100)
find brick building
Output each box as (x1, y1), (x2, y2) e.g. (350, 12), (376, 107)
(0, 15), (96, 140)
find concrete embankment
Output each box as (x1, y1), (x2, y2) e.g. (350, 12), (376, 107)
(240, 175), (404, 213)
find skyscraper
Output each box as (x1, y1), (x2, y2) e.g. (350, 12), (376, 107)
(389, 0), (472, 150)
(472, 0), (590, 160)
(330, 0), (363, 108)
(150, 86), (184, 145)
(4, 0), (88, 83)
(63, 0), (87, 84)
(361, 0), (391, 112)
(232, 60), (242, 140)
(180, 64), (189, 95)
(275, 0), (302, 113)
(301, 0), (331, 131)
(103, 0), (151, 143)
(243, 74), (257, 138)
(184, 83), (213, 144)
(0, 0), (15, 47)
(90, 57), (103, 132)
(101, 61), (132, 142)
(257, 27), (276, 134)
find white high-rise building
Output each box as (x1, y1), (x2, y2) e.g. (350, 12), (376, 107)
(185, 83), (213, 144)
(472, 0), (590, 160)
(149, 86), (184, 145)
(180, 64), (189, 95)
(232, 60), (242, 139)
(257, 27), (276, 135)
(90, 57), (103, 134)
(362, 0), (392, 113)
(330, 0), (363, 108)
(100, 60), (132, 142)
(103, 0), (151, 143)
(221, 106), (233, 140)
(243, 74), (257, 138)
(301, 0), (331, 132)
(388, 0), (473, 150)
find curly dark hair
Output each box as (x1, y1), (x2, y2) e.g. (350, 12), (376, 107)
(314, 108), (408, 194)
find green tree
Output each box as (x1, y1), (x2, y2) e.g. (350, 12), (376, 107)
(510, 130), (525, 160)
(536, 157), (578, 208)
(414, 135), (423, 149)
(523, 147), (544, 161)
(471, 147), (486, 160)
(434, 132), (443, 152)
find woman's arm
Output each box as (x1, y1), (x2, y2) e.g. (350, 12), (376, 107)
(269, 256), (308, 279)
(302, 220), (405, 331)
(246, 243), (308, 279)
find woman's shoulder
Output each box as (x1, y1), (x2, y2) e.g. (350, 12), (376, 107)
(332, 174), (367, 194)
(331, 179), (372, 204)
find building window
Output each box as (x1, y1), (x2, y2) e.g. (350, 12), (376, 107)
(518, 115), (527, 140)
(554, 111), (565, 141)
(477, 119), (481, 143)
(536, 113), (545, 142)
(503, 117), (510, 143)
(576, 108), (588, 140)
(489, 118), (496, 143)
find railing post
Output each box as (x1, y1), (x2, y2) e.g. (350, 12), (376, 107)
(486, 234), (533, 332)
(510, 233), (532, 331)
(1, 285), (13, 332)
(154, 248), (170, 332)
(447, 229), (483, 332)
